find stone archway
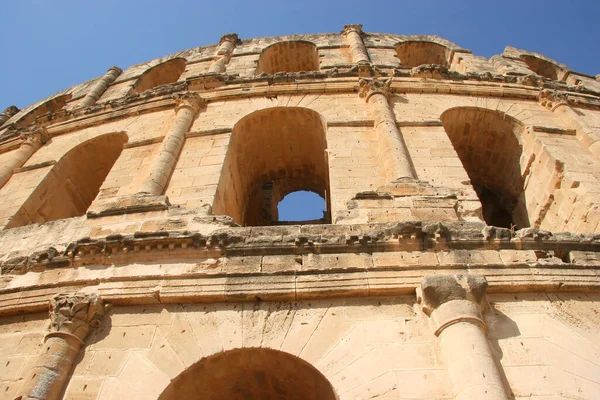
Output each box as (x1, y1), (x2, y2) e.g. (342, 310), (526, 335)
(256, 41), (319, 74)
(395, 40), (450, 67)
(6, 131), (128, 228)
(212, 107), (330, 226)
(158, 347), (338, 400)
(440, 107), (530, 229)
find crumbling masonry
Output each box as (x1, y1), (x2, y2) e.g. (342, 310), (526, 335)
(1, 26), (600, 399)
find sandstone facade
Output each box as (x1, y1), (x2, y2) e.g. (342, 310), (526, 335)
(0, 27), (600, 399)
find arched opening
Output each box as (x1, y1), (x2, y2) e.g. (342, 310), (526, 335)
(256, 41), (319, 75)
(278, 190), (326, 223)
(440, 107), (530, 229)
(520, 55), (560, 80)
(213, 107), (330, 226)
(396, 41), (449, 67)
(158, 348), (337, 400)
(129, 58), (186, 94)
(15, 94), (72, 128)
(6, 132), (128, 228)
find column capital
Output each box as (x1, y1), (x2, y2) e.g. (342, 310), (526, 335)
(47, 292), (104, 342)
(21, 126), (50, 146)
(539, 89), (573, 110)
(596, 73), (600, 82)
(358, 78), (391, 101)
(417, 274), (488, 336)
(1, 105), (19, 119)
(418, 274), (488, 315)
(220, 33), (241, 45)
(342, 24), (364, 36)
(173, 92), (205, 113)
(107, 65), (123, 75)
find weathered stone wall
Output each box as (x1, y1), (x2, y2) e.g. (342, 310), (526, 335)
(0, 28), (599, 399)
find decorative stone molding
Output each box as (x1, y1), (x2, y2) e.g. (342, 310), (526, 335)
(19, 292), (104, 400)
(219, 33), (241, 46)
(342, 24), (364, 36)
(47, 292), (104, 341)
(539, 89), (572, 110)
(78, 66), (123, 108)
(358, 78), (392, 101)
(0, 105), (19, 126)
(418, 274), (487, 333)
(418, 274), (508, 400)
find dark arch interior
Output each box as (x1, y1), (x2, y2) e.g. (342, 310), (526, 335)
(130, 58), (187, 94)
(440, 107), (530, 229)
(6, 132), (128, 228)
(256, 41), (319, 74)
(396, 41), (449, 67)
(158, 348), (338, 400)
(213, 107), (330, 226)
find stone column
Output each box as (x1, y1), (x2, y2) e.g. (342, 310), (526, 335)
(0, 105), (19, 127)
(359, 78), (415, 181)
(78, 66), (122, 108)
(540, 90), (600, 161)
(208, 33), (240, 74)
(0, 127), (49, 190)
(20, 293), (104, 400)
(138, 92), (204, 195)
(342, 24), (370, 65)
(417, 274), (508, 400)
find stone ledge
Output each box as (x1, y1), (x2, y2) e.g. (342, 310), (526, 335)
(86, 194), (171, 218)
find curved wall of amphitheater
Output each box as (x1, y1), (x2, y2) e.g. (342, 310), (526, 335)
(1, 26), (600, 399)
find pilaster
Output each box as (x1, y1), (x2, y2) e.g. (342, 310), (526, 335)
(418, 274), (508, 400)
(78, 66), (123, 107)
(358, 78), (415, 180)
(208, 33), (241, 74)
(20, 293), (104, 400)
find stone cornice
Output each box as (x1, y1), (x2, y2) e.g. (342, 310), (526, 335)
(0, 75), (599, 149)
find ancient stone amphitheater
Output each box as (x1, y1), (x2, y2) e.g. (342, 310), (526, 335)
(1, 26), (600, 399)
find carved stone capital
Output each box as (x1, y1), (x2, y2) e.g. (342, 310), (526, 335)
(417, 274), (488, 336)
(173, 92), (205, 114)
(21, 126), (50, 146)
(48, 292), (104, 342)
(107, 66), (123, 75)
(358, 78), (392, 101)
(342, 24), (364, 36)
(1, 105), (19, 119)
(539, 89), (572, 110)
(417, 274), (488, 315)
(219, 33), (241, 45)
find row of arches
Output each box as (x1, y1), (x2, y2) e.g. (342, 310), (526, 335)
(0, 104), (569, 231)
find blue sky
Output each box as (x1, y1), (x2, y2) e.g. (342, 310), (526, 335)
(1, 0), (598, 110)
(0, 0), (598, 221)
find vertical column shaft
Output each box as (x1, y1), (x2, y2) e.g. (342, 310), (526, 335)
(0, 105), (19, 127)
(359, 78), (415, 180)
(418, 274), (509, 400)
(342, 24), (370, 64)
(20, 293), (104, 400)
(0, 128), (48, 189)
(78, 66), (122, 108)
(138, 93), (204, 195)
(208, 34), (240, 74)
